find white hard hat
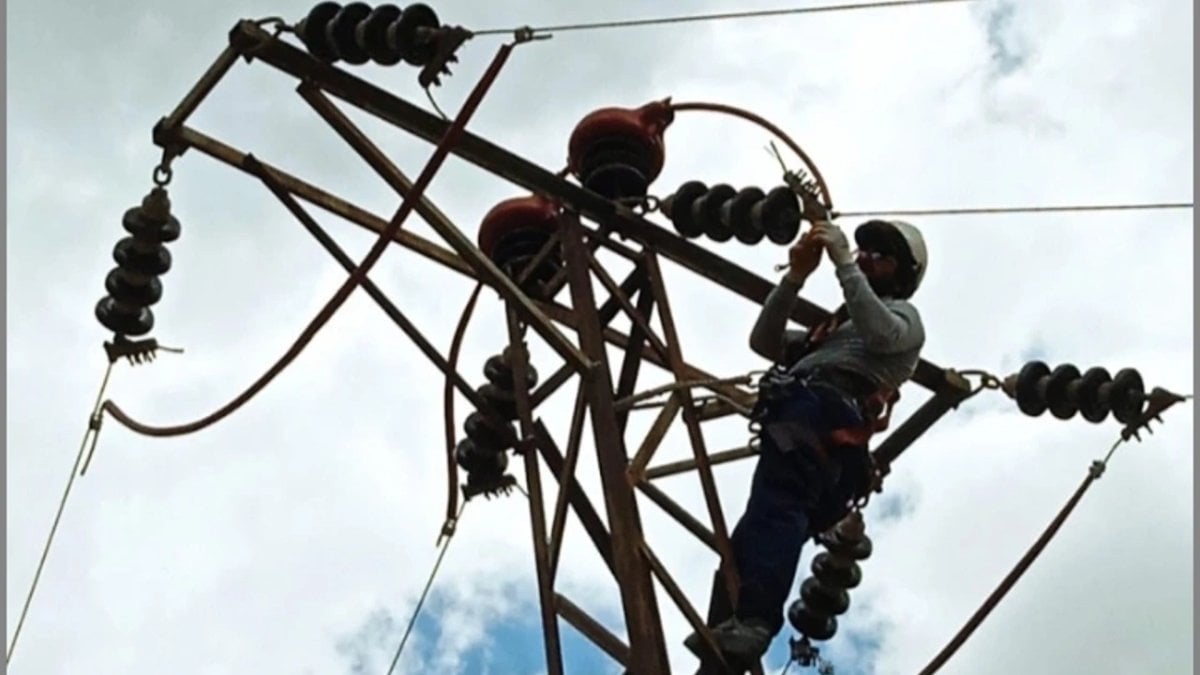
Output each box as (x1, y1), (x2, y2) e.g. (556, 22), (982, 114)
(854, 219), (928, 295)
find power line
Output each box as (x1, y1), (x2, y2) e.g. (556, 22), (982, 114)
(473, 0), (973, 36)
(385, 501), (467, 675)
(918, 445), (1120, 674)
(834, 200), (1193, 218)
(915, 385), (1191, 674)
(8, 363), (115, 666)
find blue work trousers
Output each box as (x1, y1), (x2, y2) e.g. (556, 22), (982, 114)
(729, 381), (869, 636)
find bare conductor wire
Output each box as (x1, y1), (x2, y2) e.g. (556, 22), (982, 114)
(7, 362), (116, 666)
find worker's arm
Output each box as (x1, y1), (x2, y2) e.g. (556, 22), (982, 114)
(834, 261), (924, 353)
(749, 275), (809, 363)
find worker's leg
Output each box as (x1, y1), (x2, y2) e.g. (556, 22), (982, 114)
(717, 384), (863, 657)
(810, 442), (875, 535)
(683, 439), (822, 664)
(729, 411), (829, 636)
(684, 382), (864, 662)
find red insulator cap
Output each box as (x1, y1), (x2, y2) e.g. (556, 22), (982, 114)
(567, 98), (675, 183)
(477, 194), (562, 258)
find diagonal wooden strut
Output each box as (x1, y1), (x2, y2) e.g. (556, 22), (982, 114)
(283, 71), (590, 373)
(641, 253), (743, 616)
(613, 273), (659, 434)
(535, 411), (616, 581)
(533, 265), (648, 410)
(628, 394), (683, 480)
(558, 214), (671, 674)
(556, 593), (631, 668)
(505, 308), (565, 675)
(249, 155), (503, 422)
(160, 125), (478, 278)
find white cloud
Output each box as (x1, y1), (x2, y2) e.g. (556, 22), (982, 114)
(7, 1), (1192, 674)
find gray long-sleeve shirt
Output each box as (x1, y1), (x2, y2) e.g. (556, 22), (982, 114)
(749, 262), (925, 390)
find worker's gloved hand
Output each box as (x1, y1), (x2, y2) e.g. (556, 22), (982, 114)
(813, 221), (854, 267)
(786, 228), (823, 283)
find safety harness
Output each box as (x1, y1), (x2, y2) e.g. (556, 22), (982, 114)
(786, 307), (901, 450)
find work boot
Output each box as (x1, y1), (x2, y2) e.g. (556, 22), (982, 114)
(684, 617), (773, 667)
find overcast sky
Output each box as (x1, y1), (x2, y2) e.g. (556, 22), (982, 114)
(6, 1), (1193, 674)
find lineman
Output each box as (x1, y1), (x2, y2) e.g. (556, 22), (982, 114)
(686, 218), (929, 666)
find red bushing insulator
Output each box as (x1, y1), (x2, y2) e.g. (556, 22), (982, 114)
(567, 98), (674, 200)
(477, 194), (564, 294)
(477, 194), (561, 259)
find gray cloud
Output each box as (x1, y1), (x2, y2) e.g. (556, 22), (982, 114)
(983, 1), (1030, 77)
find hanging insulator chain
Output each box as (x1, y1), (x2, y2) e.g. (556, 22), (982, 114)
(456, 348), (540, 501)
(94, 174), (183, 341)
(787, 510), (872, 655)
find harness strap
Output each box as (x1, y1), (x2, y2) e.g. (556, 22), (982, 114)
(794, 306), (849, 359)
(771, 307), (902, 500)
(773, 303), (902, 450)
(828, 386), (899, 447)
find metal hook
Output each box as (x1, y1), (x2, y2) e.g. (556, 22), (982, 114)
(956, 369), (1004, 397)
(152, 164), (173, 187)
(253, 16), (295, 37)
